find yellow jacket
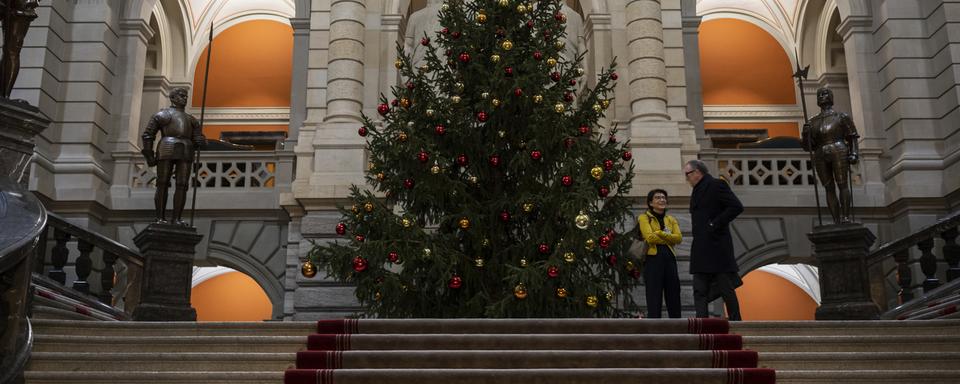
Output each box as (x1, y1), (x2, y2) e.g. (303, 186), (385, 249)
(638, 210), (682, 256)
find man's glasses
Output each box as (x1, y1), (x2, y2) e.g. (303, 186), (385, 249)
(684, 170), (696, 176)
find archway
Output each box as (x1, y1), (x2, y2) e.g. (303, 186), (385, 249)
(192, 266), (273, 321)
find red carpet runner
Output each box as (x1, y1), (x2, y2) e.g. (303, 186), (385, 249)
(284, 318), (775, 384)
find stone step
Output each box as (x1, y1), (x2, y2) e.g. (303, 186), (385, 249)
(23, 371), (283, 384)
(282, 368), (775, 384)
(775, 369), (960, 383)
(31, 335), (307, 353)
(731, 319), (960, 336)
(26, 352), (296, 372)
(758, 352), (960, 370)
(30, 319), (315, 337)
(743, 335), (960, 352)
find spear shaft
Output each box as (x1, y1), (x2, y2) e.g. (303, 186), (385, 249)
(792, 54), (823, 226)
(190, 25), (214, 227)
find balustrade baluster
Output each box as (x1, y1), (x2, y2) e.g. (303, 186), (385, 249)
(73, 239), (94, 293)
(918, 238), (940, 292)
(99, 251), (119, 304)
(49, 228), (70, 284)
(893, 249), (912, 303)
(34, 227), (48, 274)
(942, 228), (960, 282)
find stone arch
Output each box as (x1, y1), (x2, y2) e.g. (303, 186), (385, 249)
(729, 217), (813, 274)
(205, 220), (287, 320)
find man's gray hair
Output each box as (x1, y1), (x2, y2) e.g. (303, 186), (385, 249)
(686, 159), (710, 175)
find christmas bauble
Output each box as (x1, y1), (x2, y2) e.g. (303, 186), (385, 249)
(602, 99), (611, 109)
(563, 252), (576, 263)
(516, 4), (527, 13)
(561, 175), (573, 186)
(576, 67), (584, 76)
(501, 40), (514, 51)
(607, 254), (617, 265)
(491, 54), (501, 63)
(499, 210), (510, 222)
(556, 287), (568, 298)
(547, 58), (557, 67)
(592, 103), (602, 112)
(538, 243), (551, 254)
(448, 275), (463, 289)
(578, 125), (590, 135)
(455, 82), (465, 92)
(626, 261), (636, 271)
(504, 67), (513, 76)
(547, 265), (559, 278)
(451, 31), (461, 39)
(599, 235), (611, 249)
(388, 251), (400, 263)
(599, 186), (610, 197)
(352, 256), (368, 272)
(631, 269), (641, 279)
(476, 12), (487, 24)
(430, 165), (441, 174)
(399, 98), (410, 108)
(591, 166), (603, 180)
(556, 12), (567, 23)
(417, 151), (430, 163)
(475, 258), (485, 267)
(403, 178), (415, 189)
(456, 154), (469, 167)
(564, 137), (575, 148)
(398, 132), (408, 141)
(526, 19), (535, 28)
(550, 72), (561, 82)
(574, 211), (590, 229)
(610, 72), (619, 80)
(530, 150), (542, 160)
(355, 234), (365, 242)
(421, 37), (430, 46)
(468, 176), (478, 184)
(522, 202), (534, 212)
(564, 92), (574, 102)
(604, 159), (614, 171)
(335, 222), (346, 235)
(426, 109), (435, 117)
(491, 98), (501, 107)
(489, 154), (501, 167)
(394, 58), (403, 69)
(555, 40), (565, 49)
(374, 291), (382, 300)
(357, 126), (368, 137)
(401, 218), (412, 227)
(605, 292), (614, 301)
(364, 202), (374, 212)
(477, 111), (489, 122)
(301, 260), (317, 277)
(514, 87), (523, 96)
(586, 295), (598, 308)
(514, 283), (528, 299)
(377, 103), (389, 115)
(458, 52), (470, 63)
(622, 151), (633, 161)
(498, 0), (509, 7)
(481, 92), (490, 99)
(519, 258), (528, 267)
(423, 248), (431, 256)
(441, 3), (449, 11)
(435, 124), (446, 136)
(458, 217), (471, 229)
(585, 238), (596, 250)
(451, 95), (461, 104)
(533, 51), (543, 60)
(533, 95), (543, 104)
(554, 103), (565, 113)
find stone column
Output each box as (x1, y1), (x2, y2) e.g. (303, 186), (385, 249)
(288, 16), (311, 149)
(325, 0), (366, 123)
(0, 102), (50, 185)
(808, 223), (881, 320)
(680, 2), (708, 148)
(132, 224), (202, 321)
(110, 19), (154, 153)
(625, 0), (669, 121)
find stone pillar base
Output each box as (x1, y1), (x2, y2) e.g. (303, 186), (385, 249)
(132, 223), (202, 321)
(808, 223), (880, 320)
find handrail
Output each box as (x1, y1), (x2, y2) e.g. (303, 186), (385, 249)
(45, 212), (143, 268)
(868, 211), (960, 266)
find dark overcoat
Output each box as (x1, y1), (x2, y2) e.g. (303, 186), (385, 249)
(689, 174), (744, 273)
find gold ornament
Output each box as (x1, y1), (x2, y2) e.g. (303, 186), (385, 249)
(476, 12), (487, 24)
(585, 238), (596, 250)
(351, 204), (359, 213)
(501, 40), (514, 51)
(547, 58), (557, 67)
(593, 103), (602, 112)
(498, 130), (506, 138)
(401, 218), (412, 228)
(458, 217), (471, 229)
(426, 109), (435, 117)
(533, 95), (543, 104)
(455, 82), (464, 92)
(475, 258), (485, 267)
(301, 260), (317, 278)
(516, 4), (527, 14)
(522, 202), (534, 212)
(575, 211), (590, 229)
(452, 95), (462, 104)
(601, 99), (611, 109)
(556, 287), (569, 298)
(554, 103), (565, 113)
(441, 3), (449, 11)
(555, 40), (565, 50)
(399, 98), (410, 108)
(576, 67), (584, 76)
(563, 252), (576, 263)
(394, 58), (403, 69)
(398, 132), (408, 142)
(491, 98), (501, 107)
(423, 248), (432, 256)
(498, 0), (509, 7)
(468, 176), (478, 184)
(514, 283), (528, 299)
(374, 291), (382, 300)
(481, 92), (490, 99)
(519, 258), (528, 267)
(591, 166), (604, 180)
(626, 261), (636, 271)
(586, 295), (598, 308)
(431, 165), (441, 174)
(491, 54), (501, 63)
(375, 172), (385, 182)
(482, 238), (490, 247)
(419, 64), (430, 72)
(368, 162), (376, 171)
(605, 292), (614, 301)
(364, 202), (374, 212)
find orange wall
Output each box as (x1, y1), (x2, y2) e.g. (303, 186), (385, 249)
(699, 19), (796, 105)
(192, 20), (293, 108)
(204, 124), (288, 140)
(704, 122), (800, 138)
(191, 271), (273, 322)
(736, 270), (817, 320)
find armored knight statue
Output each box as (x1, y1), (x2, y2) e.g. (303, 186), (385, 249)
(802, 87), (859, 224)
(0, 0), (40, 99)
(141, 87), (205, 226)
(404, 0), (444, 68)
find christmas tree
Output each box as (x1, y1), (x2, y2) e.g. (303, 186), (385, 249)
(305, 0), (639, 317)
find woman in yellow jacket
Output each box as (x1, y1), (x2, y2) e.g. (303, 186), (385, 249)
(638, 189), (683, 318)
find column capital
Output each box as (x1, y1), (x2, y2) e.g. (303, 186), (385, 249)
(837, 15), (872, 41)
(681, 16), (702, 33)
(289, 17), (311, 32)
(119, 19), (155, 45)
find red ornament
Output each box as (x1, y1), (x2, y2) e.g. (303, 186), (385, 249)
(403, 178), (415, 189)
(504, 67), (513, 76)
(606, 228), (617, 239)
(630, 269), (641, 279)
(435, 124), (446, 136)
(456, 154), (469, 167)
(352, 256), (368, 272)
(610, 72), (619, 81)
(406, 81), (415, 90)
(358, 126), (368, 137)
(607, 254), (617, 266)
(448, 275), (463, 289)
(489, 154), (501, 167)
(477, 111), (488, 122)
(564, 137), (575, 148)
(445, 49), (452, 57)
(441, 27), (449, 34)
(458, 52), (470, 63)
(377, 103), (389, 116)
(555, 12), (566, 21)
(530, 150), (542, 160)
(561, 175), (573, 186)
(533, 51), (543, 60)
(417, 151), (429, 163)
(335, 222), (346, 235)
(547, 265), (560, 278)
(538, 243), (551, 254)
(622, 151), (633, 161)
(514, 87), (523, 97)
(564, 92), (574, 102)
(499, 210), (511, 222)
(609, 135), (618, 143)
(550, 72), (561, 82)
(495, 28), (506, 38)
(421, 37), (430, 46)
(578, 125), (590, 135)
(526, 20), (535, 28)
(604, 159), (614, 171)
(355, 234), (365, 242)
(391, 99), (399, 106)
(388, 251), (400, 263)
(599, 235), (611, 248)
(569, 79), (577, 86)
(451, 31), (461, 39)
(599, 186), (610, 197)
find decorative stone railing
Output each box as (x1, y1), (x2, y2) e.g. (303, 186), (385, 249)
(714, 149), (816, 187)
(128, 150), (292, 190)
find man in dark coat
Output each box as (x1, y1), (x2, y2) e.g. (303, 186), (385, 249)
(683, 159), (744, 320)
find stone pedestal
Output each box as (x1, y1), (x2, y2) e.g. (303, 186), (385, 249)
(132, 224), (202, 321)
(0, 100), (50, 186)
(808, 223), (880, 320)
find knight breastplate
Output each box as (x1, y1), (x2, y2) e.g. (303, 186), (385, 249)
(156, 109), (196, 160)
(810, 112), (848, 155)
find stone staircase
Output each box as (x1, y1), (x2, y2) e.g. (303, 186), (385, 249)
(23, 319), (960, 383)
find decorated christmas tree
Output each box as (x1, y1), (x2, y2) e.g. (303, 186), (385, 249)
(305, 0), (639, 317)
